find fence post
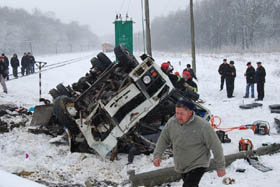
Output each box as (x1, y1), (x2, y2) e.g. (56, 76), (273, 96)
(35, 61), (47, 102)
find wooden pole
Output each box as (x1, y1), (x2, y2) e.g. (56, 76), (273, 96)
(128, 143), (280, 187)
(141, 0), (146, 53)
(190, 0), (196, 73)
(144, 0), (152, 56)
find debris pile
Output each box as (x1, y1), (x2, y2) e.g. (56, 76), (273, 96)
(0, 104), (31, 133)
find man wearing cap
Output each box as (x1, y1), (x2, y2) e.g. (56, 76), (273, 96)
(153, 98), (225, 187)
(243, 62), (255, 98)
(225, 61), (236, 98)
(218, 59), (228, 91)
(255, 62), (266, 101)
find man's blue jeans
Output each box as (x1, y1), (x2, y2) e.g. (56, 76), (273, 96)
(245, 83), (254, 97)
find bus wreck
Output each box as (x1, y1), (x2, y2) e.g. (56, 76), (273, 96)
(46, 45), (211, 159)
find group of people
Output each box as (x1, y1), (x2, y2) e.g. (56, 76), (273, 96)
(0, 52), (36, 94)
(218, 59), (266, 101)
(161, 61), (198, 94)
(17, 52), (36, 77)
(154, 58), (267, 186)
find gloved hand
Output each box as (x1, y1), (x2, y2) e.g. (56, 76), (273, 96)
(153, 157), (161, 167)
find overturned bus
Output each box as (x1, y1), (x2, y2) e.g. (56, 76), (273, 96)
(48, 45), (211, 159)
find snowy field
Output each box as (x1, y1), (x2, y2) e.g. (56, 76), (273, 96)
(0, 50), (280, 186)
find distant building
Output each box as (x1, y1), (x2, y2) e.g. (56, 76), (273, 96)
(102, 43), (114, 53)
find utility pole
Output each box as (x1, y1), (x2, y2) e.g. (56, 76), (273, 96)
(190, 0), (196, 73)
(141, 0), (146, 53)
(29, 41), (33, 54)
(144, 0), (152, 56)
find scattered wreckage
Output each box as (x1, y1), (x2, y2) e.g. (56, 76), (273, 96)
(0, 104), (31, 133)
(32, 45), (211, 160)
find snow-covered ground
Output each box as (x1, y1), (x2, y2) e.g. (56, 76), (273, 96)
(0, 170), (44, 187)
(0, 50), (280, 186)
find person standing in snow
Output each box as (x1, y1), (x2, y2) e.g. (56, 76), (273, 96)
(243, 62), (255, 98)
(0, 56), (8, 93)
(255, 62), (266, 101)
(153, 98), (226, 187)
(1, 53), (9, 80)
(21, 53), (28, 76)
(225, 61), (236, 98)
(218, 59), (228, 91)
(28, 52), (35, 74)
(11, 53), (20, 78)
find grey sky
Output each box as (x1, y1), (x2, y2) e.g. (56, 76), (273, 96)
(1, 0), (187, 36)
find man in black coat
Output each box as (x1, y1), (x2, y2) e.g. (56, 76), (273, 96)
(218, 59), (228, 91)
(21, 53), (28, 76)
(244, 62), (255, 98)
(11, 53), (20, 78)
(1, 53), (9, 80)
(28, 52), (35, 74)
(255, 62), (266, 101)
(0, 56), (8, 93)
(225, 61), (236, 98)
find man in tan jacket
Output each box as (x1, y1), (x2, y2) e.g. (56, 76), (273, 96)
(153, 98), (225, 187)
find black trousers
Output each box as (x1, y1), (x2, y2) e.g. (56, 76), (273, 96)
(257, 82), (265, 100)
(12, 67), (18, 78)
(220, 75), (226, 90)
(181, 167), (206, 187)
(226, 77), (235, 97)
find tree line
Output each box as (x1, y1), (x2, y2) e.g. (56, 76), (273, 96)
(151, 0), (280, 52)
(0, 7), (99, 55)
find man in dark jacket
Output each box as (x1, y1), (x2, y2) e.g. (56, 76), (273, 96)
(0, 56), (8, 93)
(225, 61), (236, 98)
(244, 62), (255, 98)
(218, 59), (228, 91)
(1, 53), (9, 80)
(28, 52), (35, 74)
(255, 62), (266, 101)
(11, 53), (20, 78)
(21, 53), (28, 76)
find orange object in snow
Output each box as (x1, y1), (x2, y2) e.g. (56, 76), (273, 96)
(239, 138), (253, 151)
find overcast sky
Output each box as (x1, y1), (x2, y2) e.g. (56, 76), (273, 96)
(1, 0), (187, 36)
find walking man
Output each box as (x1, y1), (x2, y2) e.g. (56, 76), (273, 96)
(153, 98), (225, 187)
(255, 62), (266, 101)
(225, 61), (236, 98)
(218, 59), (228, 91)
(244, 62), (255, 98)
